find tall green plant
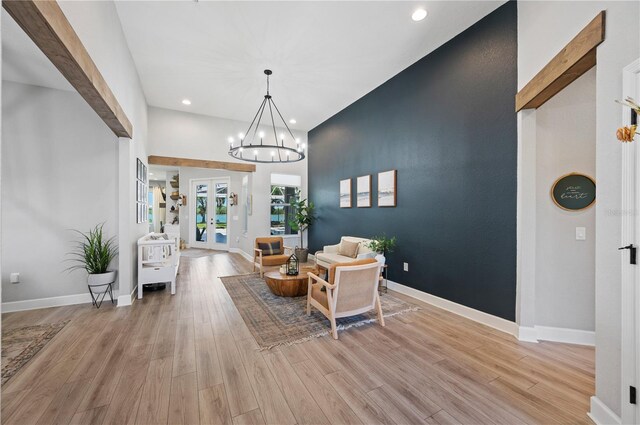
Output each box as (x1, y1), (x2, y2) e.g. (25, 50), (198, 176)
(67, 224), (118, 275)
(289, 198), (316, 250)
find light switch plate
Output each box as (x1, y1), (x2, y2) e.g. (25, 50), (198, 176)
(576, 227), (586, 241)
(10, 273), (20, 284)
(403, 262), (409, 272)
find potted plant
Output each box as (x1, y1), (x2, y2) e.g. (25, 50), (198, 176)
(289, 198), (316, 262)
(368, 234), (397, 256)
(67, 223), (118, 308)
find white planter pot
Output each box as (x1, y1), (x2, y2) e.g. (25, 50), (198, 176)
(88, 271), (117, 294)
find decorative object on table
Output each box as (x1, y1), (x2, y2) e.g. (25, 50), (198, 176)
(356, 175), (372, 208)
(339, 178), (352, 208)
(136, 158), (148, 224)
(219, 273), (418, 349)
(229, 192), (238, 206)
(286, 253), (300, 276)
(228, 69), (305, 164)
(289, 198), (316, 262)
(66, 223), (118, 308)
(377, 170), (397, 207)
(2, 320), (69, 385)
(367, 234), (397, 256)
(551, 173), (596, 211)
(615, 97), (639, 143)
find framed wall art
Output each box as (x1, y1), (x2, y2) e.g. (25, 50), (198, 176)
(377, 170), (397, 207)
(136, 158), (148, 223)
(340, 178), (352, 208)
(551, 173), (596, 211)
(356, 175), (371, 208)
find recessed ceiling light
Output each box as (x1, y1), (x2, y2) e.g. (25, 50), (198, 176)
(412, 8), (427, 21)
(182, 99), (191, 105)
(289, 119), (297, 124)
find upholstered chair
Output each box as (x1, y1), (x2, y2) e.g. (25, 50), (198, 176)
(254, 237), (292, 277)
(306, 258), (383, 339)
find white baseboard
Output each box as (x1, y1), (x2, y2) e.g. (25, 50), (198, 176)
(588, 396), (621, 425)
(517, 325), (595, 346)
(535, 325), (595, 346)
(517, 326), (539, 343)
(117, 286), (137, 307)
(1, 292), (93, 313)
(387, 280), (519, 337)
(229, 248), (253, 263)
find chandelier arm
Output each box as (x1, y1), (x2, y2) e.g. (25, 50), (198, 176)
(267, 98), (283, 162)
(252, 97), (268, 147)
(243, 96), (267, 147)
(270, 98), (299, 144)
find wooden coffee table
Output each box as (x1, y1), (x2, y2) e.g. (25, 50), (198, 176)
(264, 266), (319, 297)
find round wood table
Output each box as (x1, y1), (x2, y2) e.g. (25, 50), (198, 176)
(263, 267), (318, 297)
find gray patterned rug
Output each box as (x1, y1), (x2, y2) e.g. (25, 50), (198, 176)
(220, 273), (418, 349)
(1, 321), (69, 385)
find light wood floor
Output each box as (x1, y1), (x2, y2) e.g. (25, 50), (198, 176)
(1, 252), (595, 425)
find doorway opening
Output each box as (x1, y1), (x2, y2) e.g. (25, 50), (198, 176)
(191, 178), (230, 251)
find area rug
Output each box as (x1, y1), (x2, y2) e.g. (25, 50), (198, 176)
(1, 320), (69, 385)
(220, 273), (418, 349)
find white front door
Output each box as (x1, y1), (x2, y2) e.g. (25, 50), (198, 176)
(621, 58), (640, 424)
(190, 178), (229, 250)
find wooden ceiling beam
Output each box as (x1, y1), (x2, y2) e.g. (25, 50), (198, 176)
(148, 156), (257, 173)
(3, 0), (133, 138)
(515, 11), (605, 112)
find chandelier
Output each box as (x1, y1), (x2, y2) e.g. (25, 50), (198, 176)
(228, 70), (305, 163)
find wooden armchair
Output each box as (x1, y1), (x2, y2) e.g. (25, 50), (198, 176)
(253, 237), (292, 277)
(306, 258), (383, 339)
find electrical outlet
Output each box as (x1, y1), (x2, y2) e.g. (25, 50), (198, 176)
(403, 262), (409, 272)
(10, 273), (20, 284)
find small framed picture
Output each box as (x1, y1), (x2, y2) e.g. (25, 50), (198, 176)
(340, 179), (351, 208)
(377, 170), (397, 207)
(356, 175), (371, 208)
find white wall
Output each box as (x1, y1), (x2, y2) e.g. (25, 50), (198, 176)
(535, 69), (596, 331)
(147, 107), (308, 258)
(518, 1), (640, 418)
(58, 0), (149, 303)
(1, 81), (118, 303)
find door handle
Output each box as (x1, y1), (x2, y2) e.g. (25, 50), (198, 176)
(619, 244), (637, 265)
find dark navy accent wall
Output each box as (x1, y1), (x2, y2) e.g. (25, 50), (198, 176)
(308, 2), (518, 321)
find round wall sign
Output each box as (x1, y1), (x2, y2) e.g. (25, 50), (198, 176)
(551, 173), (596, 211)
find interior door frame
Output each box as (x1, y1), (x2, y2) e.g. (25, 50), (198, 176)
(189, 177), (231, 251)
(620, 58), (640, 424)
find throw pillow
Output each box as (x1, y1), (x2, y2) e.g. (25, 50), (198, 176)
(258, 241), (281, 256)
(338, 240), (360, 258)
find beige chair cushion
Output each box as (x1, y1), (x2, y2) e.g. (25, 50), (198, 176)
(261, 254), (290, 266)
(338, 240), (359, 258)
(316, 252), (352, 265)
(328, 258), (378, 284)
